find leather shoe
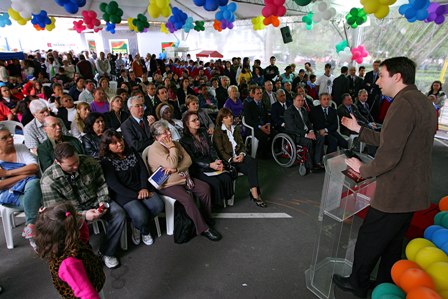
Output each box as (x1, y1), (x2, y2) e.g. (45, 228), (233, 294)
(332, 274), (367, 298)
(201, 228), (222, 241)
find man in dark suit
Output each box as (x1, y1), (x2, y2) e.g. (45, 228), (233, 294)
(355, 89), (375, 123)
(261, 80), (276, 113)
(283, 82), (295, 103)
(331, 66), (349, 106)
(309, 93), (348, 158)
(143, 82), (158, 118)
(348, 66), (364, 99)
(284, 94), (324, 170)
(244, 86), (274, 158)
(333, 57), (437, 298)
(120, 95), (155, 153)
(337, 93), (371, 136)
(363, 60), (382, 121)
(270, 89), (290, 131)
(216, 76), (230, 109)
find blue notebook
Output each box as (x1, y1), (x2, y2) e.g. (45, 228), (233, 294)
(148, 166), (170, 189)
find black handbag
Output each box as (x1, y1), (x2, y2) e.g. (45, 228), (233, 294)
(223, 160), (239, 180)
(173, 201), (196, 244)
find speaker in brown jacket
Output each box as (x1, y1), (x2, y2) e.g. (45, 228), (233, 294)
(280, 26), (293, 44)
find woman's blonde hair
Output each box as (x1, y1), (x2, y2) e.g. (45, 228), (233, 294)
(74, 102), (90, 132)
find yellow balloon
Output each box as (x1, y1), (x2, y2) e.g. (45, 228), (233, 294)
(128, 18), (137, 31)
(155, 0), (168, 9)
(161, 6), (171, 18)
(415, 247), (448, 270)
(8, 7), (30, 25)
(160, 23), (168, 34)
(406, 238), (436, 261)
(426, 262), (448, 292)
(148, 5), (160, 18)
(46, 17), (56, 31)
(363, 1), (380, 14)
(438, 290), (448, 299)
(374, 5), (390, 19)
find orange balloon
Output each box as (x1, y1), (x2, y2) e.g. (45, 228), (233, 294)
(391, 259), (421, 285)
(398, 268), (435, 293)
(272, 16), (280, 27)
(407, 287), (442, 299)
(440, 196), (448, 211)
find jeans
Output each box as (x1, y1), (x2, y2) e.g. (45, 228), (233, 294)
(100, 201), (126, 257)
(18, 178), (42, 225)
(123, 193), (165, 235)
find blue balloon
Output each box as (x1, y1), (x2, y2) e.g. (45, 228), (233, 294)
(228, 2), (237, 11)
(193, 0), (205, 6)
(219, 0), (229, 6)
(64, 2), (79, 14)
(405, 8), (417, 19)
(441, 241), (448, 255)
(432, 228), (448, 248)
(413, 0), (427, 10)
(424, 225), (444, 241)
(204, 0), (219, 11)
(399, 4), (409, 15)
(216, 11), (223, 20)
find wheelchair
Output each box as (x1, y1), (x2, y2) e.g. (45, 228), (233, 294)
(271, 132), (308, 176)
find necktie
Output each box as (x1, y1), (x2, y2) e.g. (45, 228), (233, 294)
(282, 103), (286, 110)
(347, 106), (352, 113)
(325, 108), (328, 115)
(139, 119), (145, 129)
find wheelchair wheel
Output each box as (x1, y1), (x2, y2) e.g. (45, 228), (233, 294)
(271, 133), (297, 168)
(298, 163), (307, 176)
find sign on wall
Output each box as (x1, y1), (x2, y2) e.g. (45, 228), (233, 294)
(109, 39), (129, 54)
(87, 40), (97, 52)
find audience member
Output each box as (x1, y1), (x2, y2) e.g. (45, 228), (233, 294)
(331, 66), (350, 106)
(270, 89), (290, 131)
(71, 102), (90, 141)
(82, 112), (106, 159)
(103, 95), (129, 130)
(156, 103), (183, 141)
(90, 88), (109, 114)
(184, 95), (215, 135)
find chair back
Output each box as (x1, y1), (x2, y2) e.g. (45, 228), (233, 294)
(141, 146), (151, 172)
(0, 120), (24, 133)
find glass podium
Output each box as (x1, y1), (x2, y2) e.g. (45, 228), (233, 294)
(305, 151), (376, 299)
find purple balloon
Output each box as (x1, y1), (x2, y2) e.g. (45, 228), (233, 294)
(435, 15), (445, 24)
(427, 2), (439, 13)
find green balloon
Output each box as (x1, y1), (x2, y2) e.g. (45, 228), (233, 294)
(109, 1), (118, 9)
(294, 0), (312, 6)
(351, 23), (358, 29)
(103, 13), (110, 22)
(350, 8), (358, 16)
(99, 2), (107, 12)
(117, 8), (123, 17)
(347, 17), (355, 25)
(110, 15), (120, 24)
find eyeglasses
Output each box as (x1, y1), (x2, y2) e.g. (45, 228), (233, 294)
(0, 134), (14, 141)
(132, 104), (145, 108)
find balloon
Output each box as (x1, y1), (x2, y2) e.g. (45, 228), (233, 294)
(406, 238), (436, 261)
(426, 262), (448, 291)
(160, 23), (169, 34)
(440, 196), (448, 211)
(100, 1), (123, 24)
(0, 13), (13, 28)
(293, 0), (312, 6)
(335, 40), (348, 53)
(435, 212), (448, 226)
(398, 268), (435, 293)
(251, 16), (265, 30)
(46, 16), (56, 31)
(391, 259), (421, 285)
(105, 22), (116, 34)
(182, 16), (194, 33)
(415, 246), (448, 270)
(399, 0), (431, 23)
(54, 0), (87, 14)
(371, 283), (405, 299)
(424, 225), (444, 241)
(8, 8), (30, 26)
(361, 0), (393, 19)
(407, 287), (442, 299)
(432, 229), (448, 248)
(194, 20), (205, 31)
(11, 0), (40, 19)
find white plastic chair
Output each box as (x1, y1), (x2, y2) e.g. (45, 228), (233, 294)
(0, 120), (25, 144)
(313, 100), (320, 106)
(142, 146), (177, 235)
(242, 116), (259, 159)
(0, 205), (24, 249)
(337, 115), (360, 151)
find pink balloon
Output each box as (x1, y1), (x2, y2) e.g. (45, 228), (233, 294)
(274, 0), (285, 5)
(262, 6), (272, 17)
(277, 6), (286, 16)
(356, 57), (363, 64)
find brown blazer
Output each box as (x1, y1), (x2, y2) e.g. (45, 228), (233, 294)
(213, 126), (246, 162)
(359, 85), (437, 213)
(147, 141), (192, 188)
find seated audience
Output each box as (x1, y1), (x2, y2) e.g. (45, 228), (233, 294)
(103, 95), (130, 130)
(41, 142), (126, 269)
(100, 129), (164, 246)
(309, 93), (348, 158)
(0, 85), (19, 114)
(337, 93), (374, 136)
(180, 111), (233, 208)
(184, 95), (215, 135)
(78, 79), (95, 103)
(270, 89), (290, 131)
(147, 120), (222, 241)
(57, 94), (76, 130)
(38, 116), (84, 172)
(71, 102), (90, 141)
(213, 108), (266, 208)
(356, 89), (376, 124)
(0, 126), (42, 245)
(90, 88), (109, 114)
(156, 103), (183, 141)
(284, 94), (324, 171)
(82, 112), (105, 159)
(98, 77), (114, 101)
(121, 95), (155, 153)
(224, 85), (243, 120)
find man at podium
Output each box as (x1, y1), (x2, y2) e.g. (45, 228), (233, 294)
(332, 57), (437, 298)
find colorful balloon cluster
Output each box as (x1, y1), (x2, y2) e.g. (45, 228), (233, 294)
(99, 1), (123, 24)
(263, 15), (280, 27)
(11, 0), (39, 19)
(54, 0), (86, 14)
(215, 2), (237, 29)
(166, 7), (188, 33)
(182, 17), (195, 33)
(338, 47), (352, 64)
(371, 196), (448, 299)
(73, 20), (86, 33)
(251, 16), (265, 30)
(213, 20), (223, 32)
(312, 1), (336, 23)
(360, 0), (395, 19)
(399, 0), (430, 23)
(346, 8), (367, 28)
(147, 0), (171, 18)
(193, 0), (228, 12)
(351, 45), (369, 64)
(82, 10), (101, 31)
(132, 14), (150, 32)
(194, 21), (205, 31)
(293, 0), (312, 6)
(335, 40), (349, 53)
(302, 12), (314, 30)
(425, 2), (448, 25)
(8, 8), (30, 25)
(0, 13), (12, 28)
(105, 22), (115, 34)
(262, 0), (286, 18)
(31, 10), (51, 29)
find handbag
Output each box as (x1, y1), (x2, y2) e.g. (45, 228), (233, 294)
(223, 160), (238, 180)
(173, 201), (196, 244)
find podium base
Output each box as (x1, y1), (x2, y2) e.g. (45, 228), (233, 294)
(305, 257), (352, 299)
